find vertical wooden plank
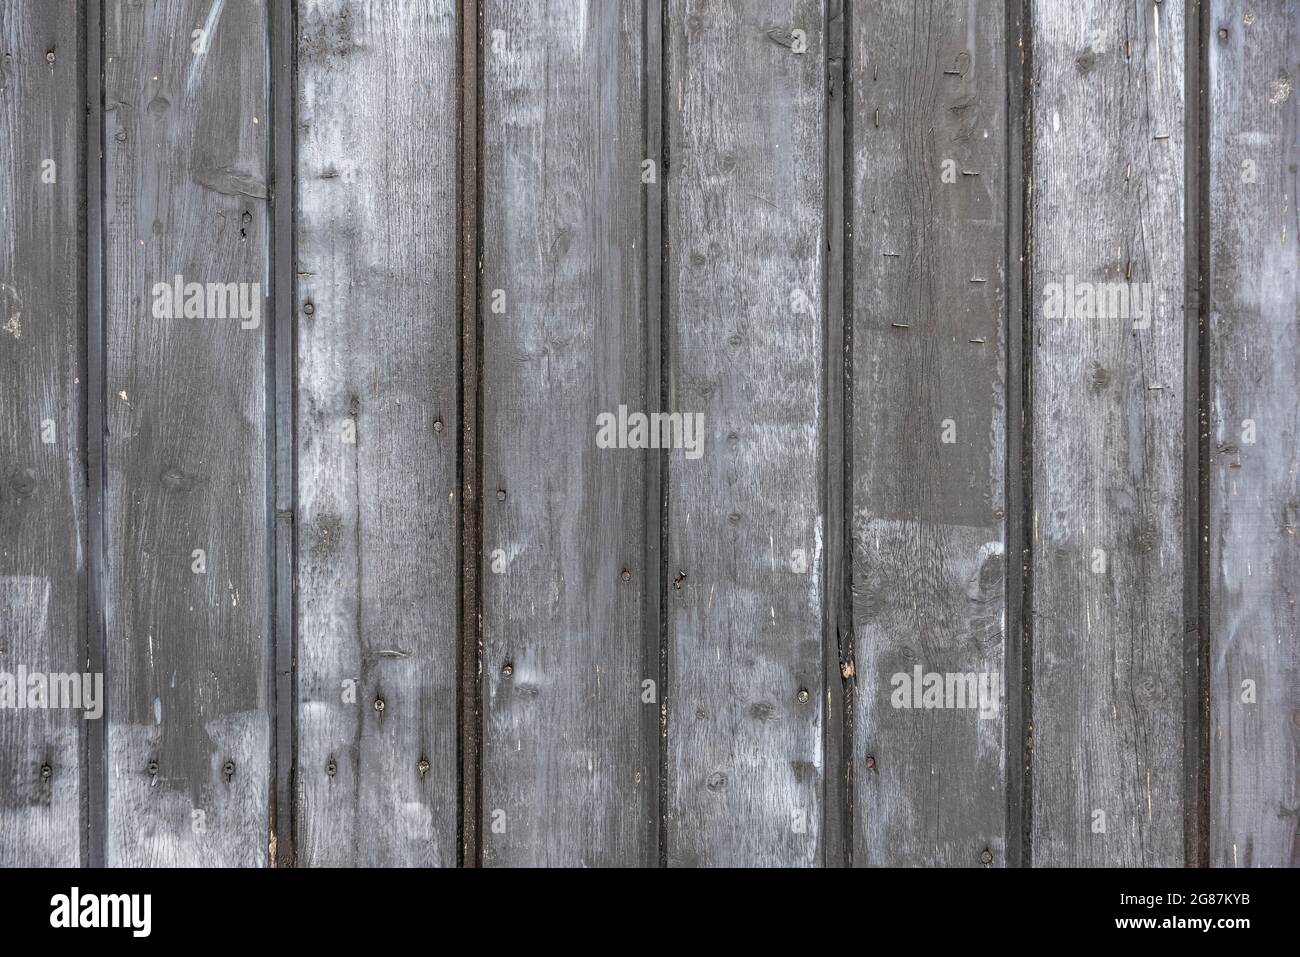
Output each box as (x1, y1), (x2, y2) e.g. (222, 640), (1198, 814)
(0, 0), (86, 867)
(665, 0), (826, 867)
(268, 0), (295, 868)
(1207, 0), (1298, 868)
(295, 0), (459, 866)
(479, 0), (651, 867)
(847, 0), (1009, 867)
(458, 0), (481, 869)
(1030, 0), (1186, 865)
(103, 0), (270, 866)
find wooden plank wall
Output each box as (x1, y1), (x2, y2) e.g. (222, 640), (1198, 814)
(1, 0), (1296, 869)
(1029, 0), (1188, 867)
(1207, 0), (1298, 869)
(848, 0), (1009, 867)
(479, 0), (652, 867)
(0, 0), (86, 867)
(664, 0), (828, 868)
(102, 0), (272, 867)
(295, 0), (460, 869)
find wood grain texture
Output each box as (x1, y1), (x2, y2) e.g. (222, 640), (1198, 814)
(664, 0), (826, 867)
(1207, 0), (1298, 868)
(0, 0), (86, 867)
(103, 0), (270, 867)
(479, 0), (652, 867)
(295, 0), (459, 867)
(848, 0), (1009, 868)
(1030, 0), (1186, 866)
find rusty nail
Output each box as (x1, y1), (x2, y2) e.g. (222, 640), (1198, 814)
(621, 568), (632, 582)
(865, 754), (877, 771)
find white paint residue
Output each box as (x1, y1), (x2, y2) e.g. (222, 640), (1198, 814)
(186, 0), (227, 94)
(1, 282), (21, 338)
(1268, 75), (1292, 105)
(1153, 3), (1162, 92)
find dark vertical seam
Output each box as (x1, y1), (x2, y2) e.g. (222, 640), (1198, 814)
(83, 0), (107, 871)
(822, 0), (850, 869)
(1005, 0), (1033, 869)
(840, 0), (856, 869)
(457, 0), (483, 869)
(267, 0), (298, 869)
(1187, 0), (1212, 869)
(657, 0), (671, 870)
(641, 0), (665, 870)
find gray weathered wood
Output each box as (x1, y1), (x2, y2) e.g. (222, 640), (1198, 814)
(0, 0), (86, 867)
(1207, 0), (1298, 869)
(479, 0), (653, 867)
(103, 0), (271, 867)
(295, 0), (459, 867)
(664, 0), (827, 867)
(848, 0), (1009, 868)
(1030, 0), (1187, 865)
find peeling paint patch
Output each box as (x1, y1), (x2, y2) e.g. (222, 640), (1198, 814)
(1, 282), (21, 338)
(1268, 74), (1292, 105)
